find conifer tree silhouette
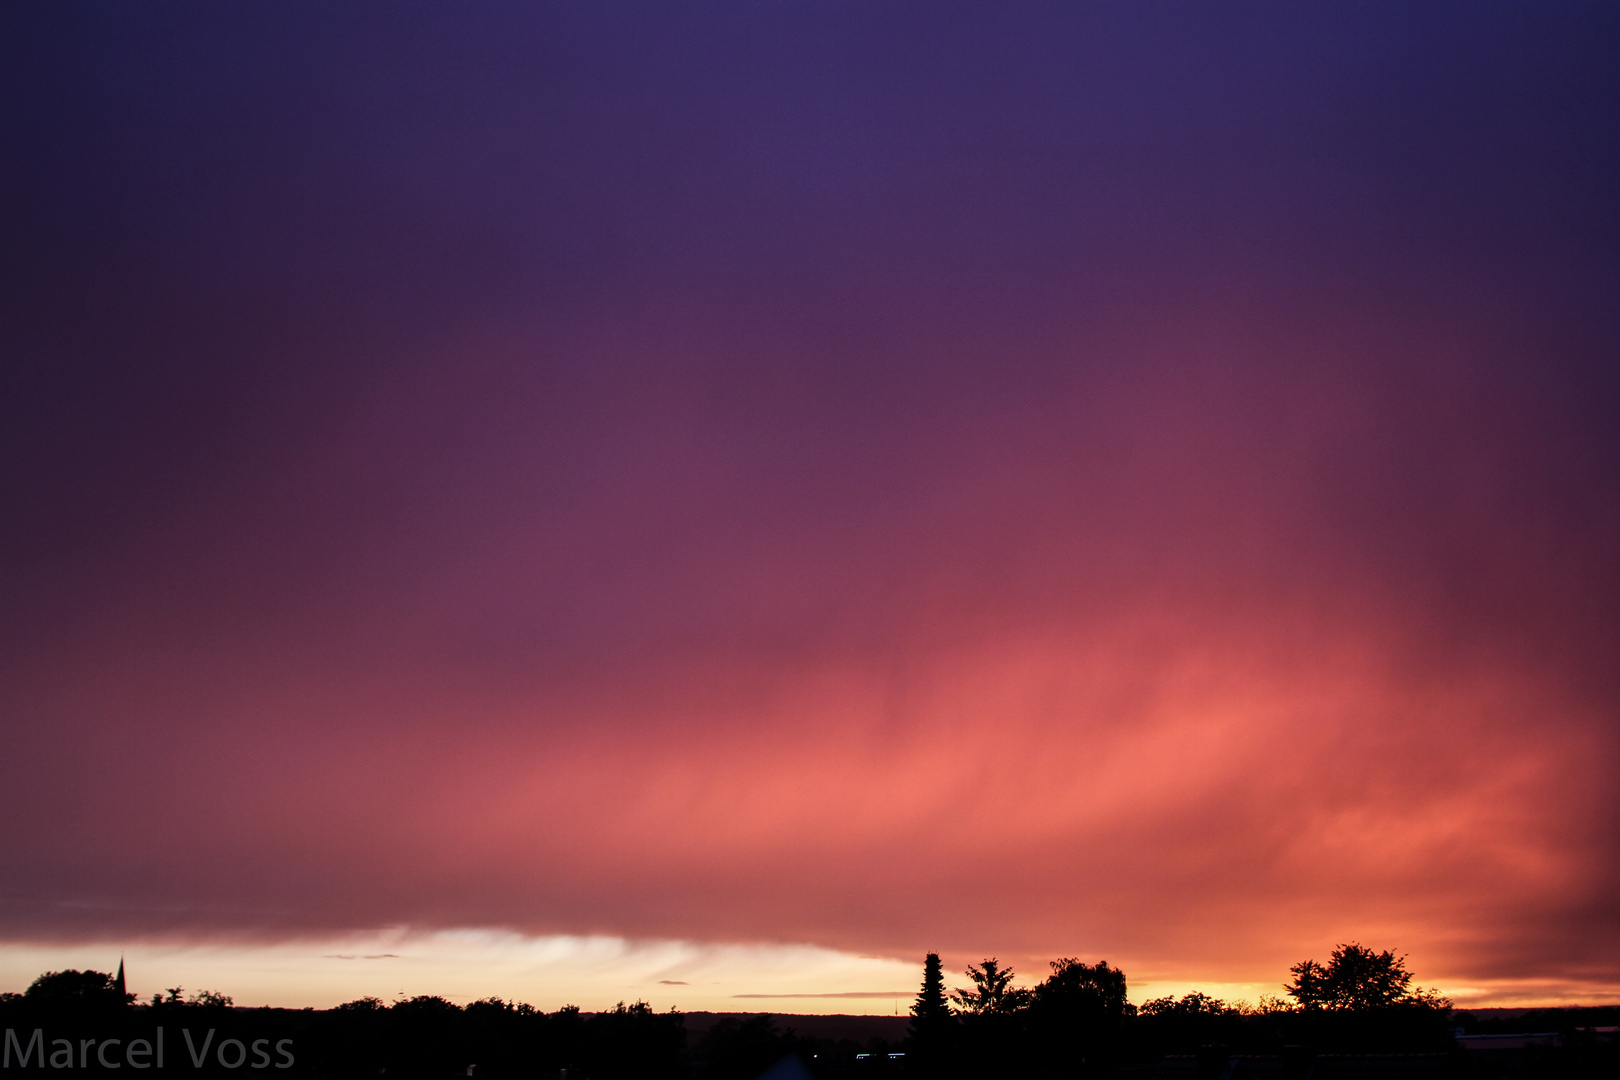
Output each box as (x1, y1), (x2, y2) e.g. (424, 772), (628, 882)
(951, 959), (1030, 1016)
(907, 953), (957, 1076)
(910, 953), (951, 1031)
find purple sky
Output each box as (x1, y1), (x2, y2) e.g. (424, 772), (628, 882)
(2, 2), (1618, 1007)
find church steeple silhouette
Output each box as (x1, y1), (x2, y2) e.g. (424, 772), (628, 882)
(114, 957), (126, 1000)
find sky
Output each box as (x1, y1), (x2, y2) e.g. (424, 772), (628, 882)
(1, 2), (1618, 1013)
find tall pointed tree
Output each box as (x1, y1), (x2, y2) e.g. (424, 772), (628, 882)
(911, 953), (951, 1031)
(908, 952), (957, 1074)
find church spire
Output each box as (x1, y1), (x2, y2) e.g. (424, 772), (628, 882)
(114, 957), (126, 1000)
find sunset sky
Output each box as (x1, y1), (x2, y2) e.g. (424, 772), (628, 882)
(2, 2), (1617, 1013)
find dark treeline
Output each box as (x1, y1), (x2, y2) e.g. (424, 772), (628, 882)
(2, 947), (1615, 1079)
(909, 944), (1458, 1074)
(1, 977), (886, 1080)
(906, 944), (1616, 1079)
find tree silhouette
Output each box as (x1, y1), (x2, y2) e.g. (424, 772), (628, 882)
(907, 953), (956, 1075)
(1138, 992), (1231, 1018)
(1034, 958), (1130, 1018)
(336, 995), (386, 1011)
(25, 969), (130, 1008)
(1029, 959), (1132, 1072)
(1286, 943), (1448, 1011)
(950, 958), (1030, 1016)
(911, 953), (952, 1031)
(188, 989), (234, 1008)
